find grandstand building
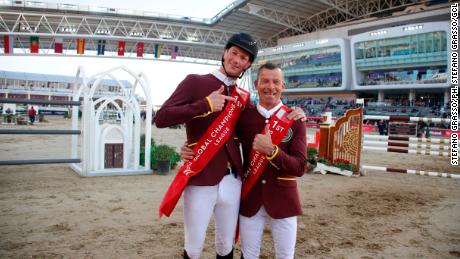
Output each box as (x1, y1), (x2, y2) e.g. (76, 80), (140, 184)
(0, 70), (131, 115)
(249, 3), (452, 118)
(252, 38), (350, 92)
(350, 21), (450, 108)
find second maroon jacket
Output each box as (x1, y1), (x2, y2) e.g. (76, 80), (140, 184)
(237, 104), (307, 219)
(154, 73), (243, 186)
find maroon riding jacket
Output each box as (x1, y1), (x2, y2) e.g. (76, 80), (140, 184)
(237, 104), (307, 219)
(154, 73), (244, 186)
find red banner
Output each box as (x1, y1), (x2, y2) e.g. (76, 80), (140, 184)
(54, 38), (63, 54)
(30, 36), (39, 53)
(241, 106), (294, 199)
(136, 42), (144, 57)
(430, 129), (459, 138)
(159, 87), (249, 217)
(118, 41), (126, 56)
(4, 35), (13, 54)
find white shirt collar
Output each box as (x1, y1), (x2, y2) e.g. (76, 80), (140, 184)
(256, 101), (283, 119)
(212, 69), (236, 86)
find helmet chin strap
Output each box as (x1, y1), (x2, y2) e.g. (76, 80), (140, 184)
(221, 56), (247, 79)
(238, 69), (247, 79)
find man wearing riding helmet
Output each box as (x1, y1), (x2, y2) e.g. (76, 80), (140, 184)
(155, 32), (258, 259)
(155, 32), (304, 259)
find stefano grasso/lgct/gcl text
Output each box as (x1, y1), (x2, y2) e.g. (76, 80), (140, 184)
(451, 3), (459, 166)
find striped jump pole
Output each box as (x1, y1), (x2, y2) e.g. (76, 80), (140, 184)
(361, 135), (456, 179)
(362, 134), (451, 156)
(0, 129), (81, 135)
(0, 159), (81, 165)
(362, 165), (460, 179)
(363, 134), (451, 144)
(363, 140), (450, 151)
(363, 146), (450, 156)
(364, 115), (450, 123)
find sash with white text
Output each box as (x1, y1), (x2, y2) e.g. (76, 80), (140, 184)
(241, 106), (293, 200)
(159, 87), (249, 217)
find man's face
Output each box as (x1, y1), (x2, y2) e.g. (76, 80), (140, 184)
(222, 46), (252, 78)
(255, 67), (285, 109)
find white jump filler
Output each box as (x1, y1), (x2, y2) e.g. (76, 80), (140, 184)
(70, 66), (153, 177)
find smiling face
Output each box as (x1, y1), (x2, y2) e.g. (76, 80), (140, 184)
(220, 45), (252, 78)
(255, 66), (285, 110)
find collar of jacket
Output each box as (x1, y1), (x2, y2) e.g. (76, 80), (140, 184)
(256, 101), (284, 119)
(212, 69), (236, 86)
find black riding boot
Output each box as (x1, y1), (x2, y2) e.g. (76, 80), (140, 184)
(216, 248), (233, 259)
(184, 249), (191, 259)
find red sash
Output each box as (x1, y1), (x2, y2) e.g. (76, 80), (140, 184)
(241, 105), (293, 200)
(159, 87), (249, 217)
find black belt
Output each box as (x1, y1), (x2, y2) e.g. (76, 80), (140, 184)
(225, 166), (238, 178)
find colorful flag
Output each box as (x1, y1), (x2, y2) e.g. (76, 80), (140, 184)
(54, 37), (63, 53)
(76, 38), (85, 54)
(154, 43), (162, 58)
(30, 36), (39, 53)
(171, 45), (178, 60)
(136, 42), (144, 57)
(97, 40), (106, 55)
(3, 35), (13, 54)
(118, 41), (126, 56)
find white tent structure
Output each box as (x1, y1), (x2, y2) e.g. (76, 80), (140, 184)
(70, 66), (153, 177)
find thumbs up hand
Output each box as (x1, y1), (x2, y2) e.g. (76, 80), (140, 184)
(207, 85), (236, 112)
(253, 124), (275, 155)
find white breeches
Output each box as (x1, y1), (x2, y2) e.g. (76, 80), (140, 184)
(183, 174), (242, 259)
(240, 206), (297, 259)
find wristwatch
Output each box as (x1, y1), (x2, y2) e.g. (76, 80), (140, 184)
(268, 147), (277, 157)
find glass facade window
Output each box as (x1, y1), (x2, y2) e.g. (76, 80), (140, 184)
(354, 31), (448, 86)
(6, 79), (15, 86)
(252, 46), (342, 89)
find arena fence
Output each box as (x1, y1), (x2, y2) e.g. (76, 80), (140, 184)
(363, 135), (451, 157)
(360, 117), (455, 179)
(319, 108), (457, 179)
(363, 115), (451, 123)
(0, 98), (81, 166)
